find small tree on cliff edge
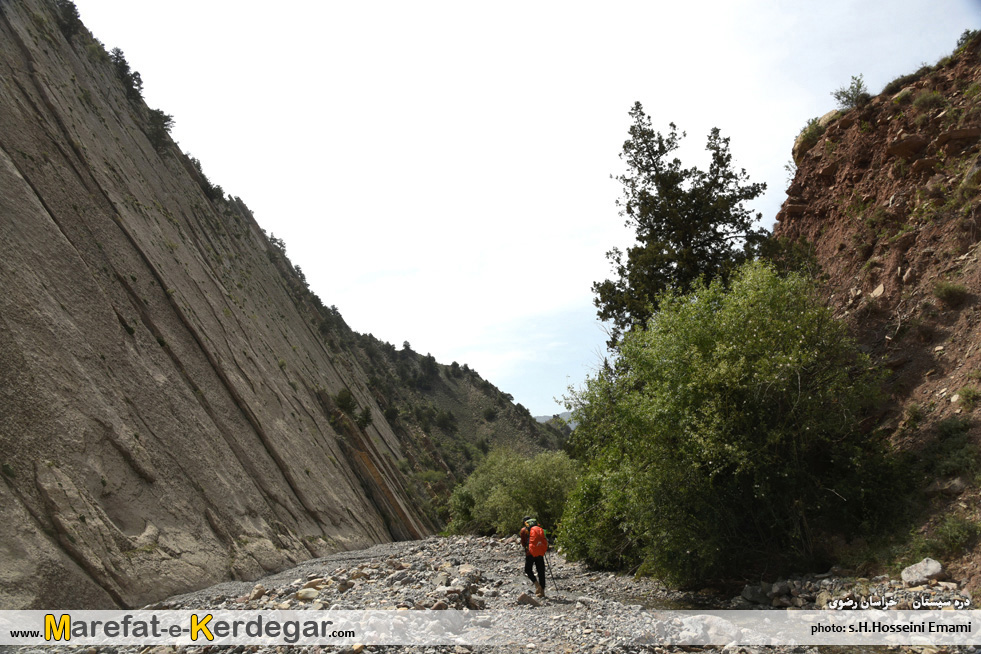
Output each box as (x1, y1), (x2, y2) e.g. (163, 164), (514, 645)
(592, 102), (768, 345)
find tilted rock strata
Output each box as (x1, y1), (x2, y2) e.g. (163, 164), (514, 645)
(0, 0), (432, 609)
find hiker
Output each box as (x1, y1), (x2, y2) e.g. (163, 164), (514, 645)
(520, 516), (548, 597)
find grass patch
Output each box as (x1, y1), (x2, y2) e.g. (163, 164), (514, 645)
(913, 90), (946, 112)
(958, 387), (980, 411)
(922, 417), (977, 478)
(934, 281), (970, 307)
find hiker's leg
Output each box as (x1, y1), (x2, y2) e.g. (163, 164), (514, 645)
(524, 554), (537, 584)
(534, 556), (546, 589)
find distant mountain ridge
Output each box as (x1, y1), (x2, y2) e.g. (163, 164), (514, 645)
(535, 411), (575, 426)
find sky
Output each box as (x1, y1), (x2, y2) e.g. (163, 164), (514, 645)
(71, 0), (981, 416)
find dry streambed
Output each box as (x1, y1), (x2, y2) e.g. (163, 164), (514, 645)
(19, 536), (981, 654)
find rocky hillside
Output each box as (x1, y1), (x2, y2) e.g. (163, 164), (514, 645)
(776, 33), (981, 582)
(0, 0), (560, 610)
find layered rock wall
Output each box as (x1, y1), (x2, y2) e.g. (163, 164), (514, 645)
(0, 0), (431, 608)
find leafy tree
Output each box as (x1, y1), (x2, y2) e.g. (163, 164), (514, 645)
(956, 29), (979, 51)
(565, 261), (900, 585)
(187, 155), (224, 201)
(335, 388), (357, 415)
(448, 448), (578, 535)
(146, 108), (174, 152)
(108, 47), (143, 102)
(593, 102), (768, 345)
(53, 0), (83, 39)
(419, 353), (440, 387)
(355, 406), (373, 429)
(435, 409), (457, 433)
(832, 74), (871, 110)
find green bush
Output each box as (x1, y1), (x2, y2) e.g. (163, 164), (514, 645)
(892, 88), (915, 104)
(562, 261), (900, 585)
(957, 29), (979, 51)
(447, 448), (578, 535)
(934, 514), (980, 556)
(796, 117), (825, 159)
(435, 409), (457, 433)
(335, 388), (357, 414)
(919, 417), (977, 478)
(108, 47), (143, 102)
(356, 406), (373, 429)
(832, 74), (871, 110)
(53, 0), (82, 39)
(913, 90), (946, 112)
(883, 71), (926, 96)
(934, 281), (969, 307)
(146, 108), (174, 152)
(959, 387), (981, 411)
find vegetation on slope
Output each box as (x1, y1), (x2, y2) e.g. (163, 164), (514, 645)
(563, 262), (903, 585)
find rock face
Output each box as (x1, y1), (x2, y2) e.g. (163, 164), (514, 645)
(0, 1), (559, 609)
(775, 34), (981, 448)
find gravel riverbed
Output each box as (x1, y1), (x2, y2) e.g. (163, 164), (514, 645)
(11, 535), (980, 654)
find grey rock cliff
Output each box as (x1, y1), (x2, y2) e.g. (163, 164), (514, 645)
(0, 0), (435, 609)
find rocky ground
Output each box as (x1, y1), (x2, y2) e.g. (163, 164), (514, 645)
(12, 535), (981, 654)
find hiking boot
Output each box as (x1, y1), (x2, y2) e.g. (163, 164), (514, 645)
(535, 583), (545, 597)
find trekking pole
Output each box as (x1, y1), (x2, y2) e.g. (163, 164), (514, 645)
(545, 551), (559, 591)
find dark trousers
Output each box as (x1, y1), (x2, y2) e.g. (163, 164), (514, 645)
(525, 554), (545, 589)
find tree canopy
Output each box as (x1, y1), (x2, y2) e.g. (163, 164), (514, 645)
(565, 261), (901, 584)
(593, 102), (768, 345)
(448, 448), (578, 535)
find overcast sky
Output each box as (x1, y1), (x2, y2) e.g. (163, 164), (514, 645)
(71, 0), (980, 415)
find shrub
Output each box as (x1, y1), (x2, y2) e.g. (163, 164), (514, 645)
(920, 417), (977, 478)
(447, 449), (578, 535)
(892, 88), (914, 104)
(435, 409), (457, 433)
(356, 406), (373, 429)
(146, 108), (174, 152)
(796, 117), (825, 159)
(934, 514), (980, 557)
(934, 280), (969, 307)
(53, 0), (82, 39)
(832, 74), (871, 110)
(562, 261), (900, 585)
(957, 387), (980, 411)
(883, 72), (925, 96)
(905, 403), (925, 431)
(913, 90), (946, 112)
(335, 388), (357, 414)
(187, 155), (224, 202)
(414, 469), (445, 485)
(957, 29), (980, 51)
(108, 47), (143, 102)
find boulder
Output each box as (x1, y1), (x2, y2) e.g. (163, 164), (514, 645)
(887, 134), (929, 159)
(901, 558), (947, 586)
(937, 126), (981, 147)
(741, 583), (767, 604)
(911, 157), (939, 174)
(295, 588), (319, 601)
